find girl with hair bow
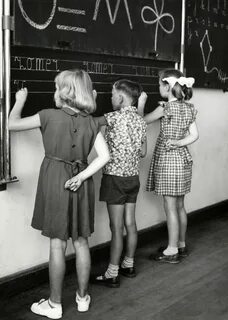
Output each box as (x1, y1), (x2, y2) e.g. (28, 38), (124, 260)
(138, 68), (199, 264)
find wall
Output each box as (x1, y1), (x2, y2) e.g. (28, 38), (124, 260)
(0, 88), (228, 278)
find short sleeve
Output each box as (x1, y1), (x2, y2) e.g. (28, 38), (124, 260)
(38, 109), (52, 131)
(104, 111), (116, 126)
(94, 116), (107, 128)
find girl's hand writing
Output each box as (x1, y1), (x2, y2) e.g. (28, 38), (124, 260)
(65, 173), (85, 192)
(15, 88), (28, 104)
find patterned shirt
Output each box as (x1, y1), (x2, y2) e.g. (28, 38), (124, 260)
(102, 106), (147, 177)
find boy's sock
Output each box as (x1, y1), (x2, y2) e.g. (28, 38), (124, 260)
(178, 241), (186, 248)
(104, 263), (119, 278)
(121, 256), (134, 269)
(163, 246), (178, 256)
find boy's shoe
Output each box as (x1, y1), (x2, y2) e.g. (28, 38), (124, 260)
(75, 292), (91, 312)
(31, 298), (62, 319)
(178, 247), (189, 257)
(154, 252), (180, 264)
(119, 266), (136, 278)
(90, 274), (120, 288)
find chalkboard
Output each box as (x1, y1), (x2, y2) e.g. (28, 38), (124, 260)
(11, 46), (174, 116)
(185, 0), (228, 88)
(14, 0), (182, 61)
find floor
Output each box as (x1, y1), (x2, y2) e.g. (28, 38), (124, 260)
(2, 210), (228, 320)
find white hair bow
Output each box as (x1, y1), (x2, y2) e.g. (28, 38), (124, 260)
(162, 76), (195, 88)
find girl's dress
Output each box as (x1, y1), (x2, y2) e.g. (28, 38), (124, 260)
(147, 100), (197, 196)
(31, 107), (99, 241)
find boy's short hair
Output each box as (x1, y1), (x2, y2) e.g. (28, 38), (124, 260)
(54, 69), (96, 113)
(114, 79), (143, 106)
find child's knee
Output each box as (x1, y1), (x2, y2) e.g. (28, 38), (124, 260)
(73, 237), (89, 249)
(50, 238), (67, 251)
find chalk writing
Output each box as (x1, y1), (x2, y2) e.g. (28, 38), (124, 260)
(15, 0), (179, 60)
(185, 0), (228, 87)
(93, 0), (133, 29)
(200, 30), (228, 82)
(13, 56), (59, 72)
(141, 0), (175, 52)
(18, 0), (57, 30)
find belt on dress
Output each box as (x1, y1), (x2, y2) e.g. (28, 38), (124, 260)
(45, 154), (88, 175)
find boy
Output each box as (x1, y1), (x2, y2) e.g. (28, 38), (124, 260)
(93, 80), (147, 287)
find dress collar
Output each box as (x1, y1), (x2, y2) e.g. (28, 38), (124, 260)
(62, 106), (88, 117)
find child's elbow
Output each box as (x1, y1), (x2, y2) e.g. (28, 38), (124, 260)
(104, 152), (110, 164)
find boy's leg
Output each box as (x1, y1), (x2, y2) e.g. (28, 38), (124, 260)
(120, 203), (137, 277)
(123, 203), (137, 259)
(108, 204), (125, 267)
(73, 237), (91, 298)
(49, 238), (67, 303)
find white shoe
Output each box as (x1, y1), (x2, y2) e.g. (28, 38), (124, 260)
(75, 292), (91, 312)
(31, 298), (62, 319)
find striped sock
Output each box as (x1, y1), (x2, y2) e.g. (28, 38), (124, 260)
(121, 256), (134, 268)
(105, 263), (119, 278)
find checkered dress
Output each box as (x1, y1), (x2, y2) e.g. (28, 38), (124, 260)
(147, 100), (197, 196)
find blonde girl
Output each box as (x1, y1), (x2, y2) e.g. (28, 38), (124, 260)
(9, 69), (110, 318)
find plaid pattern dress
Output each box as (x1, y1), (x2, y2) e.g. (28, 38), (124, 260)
(147, 100), (197, 196)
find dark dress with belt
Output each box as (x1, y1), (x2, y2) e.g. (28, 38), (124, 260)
(31, 107), (99, 241)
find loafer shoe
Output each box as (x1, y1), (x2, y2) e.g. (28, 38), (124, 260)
(75, 292), (91, 312)
(31, 299), (62, 319)
(119, 267), (136, 278)
(178, 247), (189, 257)
(90, 274), (120, 288)
(154, 252), (180, 264)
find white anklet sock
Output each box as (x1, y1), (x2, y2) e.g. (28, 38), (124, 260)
(163, 246), (178, 255)
(178, 241), (186, 248)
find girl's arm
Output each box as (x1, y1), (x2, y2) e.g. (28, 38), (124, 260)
(144, 106), (164, 124)
(9, 88), (41, 131)
(65, 132), (110, 191)
(168, 121), (199, 148)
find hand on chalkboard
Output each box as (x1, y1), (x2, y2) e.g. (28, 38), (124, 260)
(93, 89), (97, 100)
(137, 91), (148, 116)
(16, 88), (28, 104)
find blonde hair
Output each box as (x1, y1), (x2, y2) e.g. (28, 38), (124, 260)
(54, 69), (96, 113)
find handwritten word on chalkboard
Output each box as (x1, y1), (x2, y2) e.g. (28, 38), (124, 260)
(11, 47), (174, 116)
(14, 0), (181, 61)
(185, 0), (228, 88)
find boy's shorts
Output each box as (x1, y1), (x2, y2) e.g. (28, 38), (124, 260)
(99, 174), (140, 205)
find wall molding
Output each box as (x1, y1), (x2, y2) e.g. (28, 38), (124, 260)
(1, 200), (228, 299)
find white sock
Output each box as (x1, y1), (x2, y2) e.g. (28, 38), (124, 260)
(178, 241), (186, 248)
(121, 256), (134, 268)
(163, 246), (178, 255)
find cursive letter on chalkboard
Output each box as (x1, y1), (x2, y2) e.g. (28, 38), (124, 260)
(18, 0), (57, 30)
(141, 0), (175, 52)
(93, 0), (133, 29)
